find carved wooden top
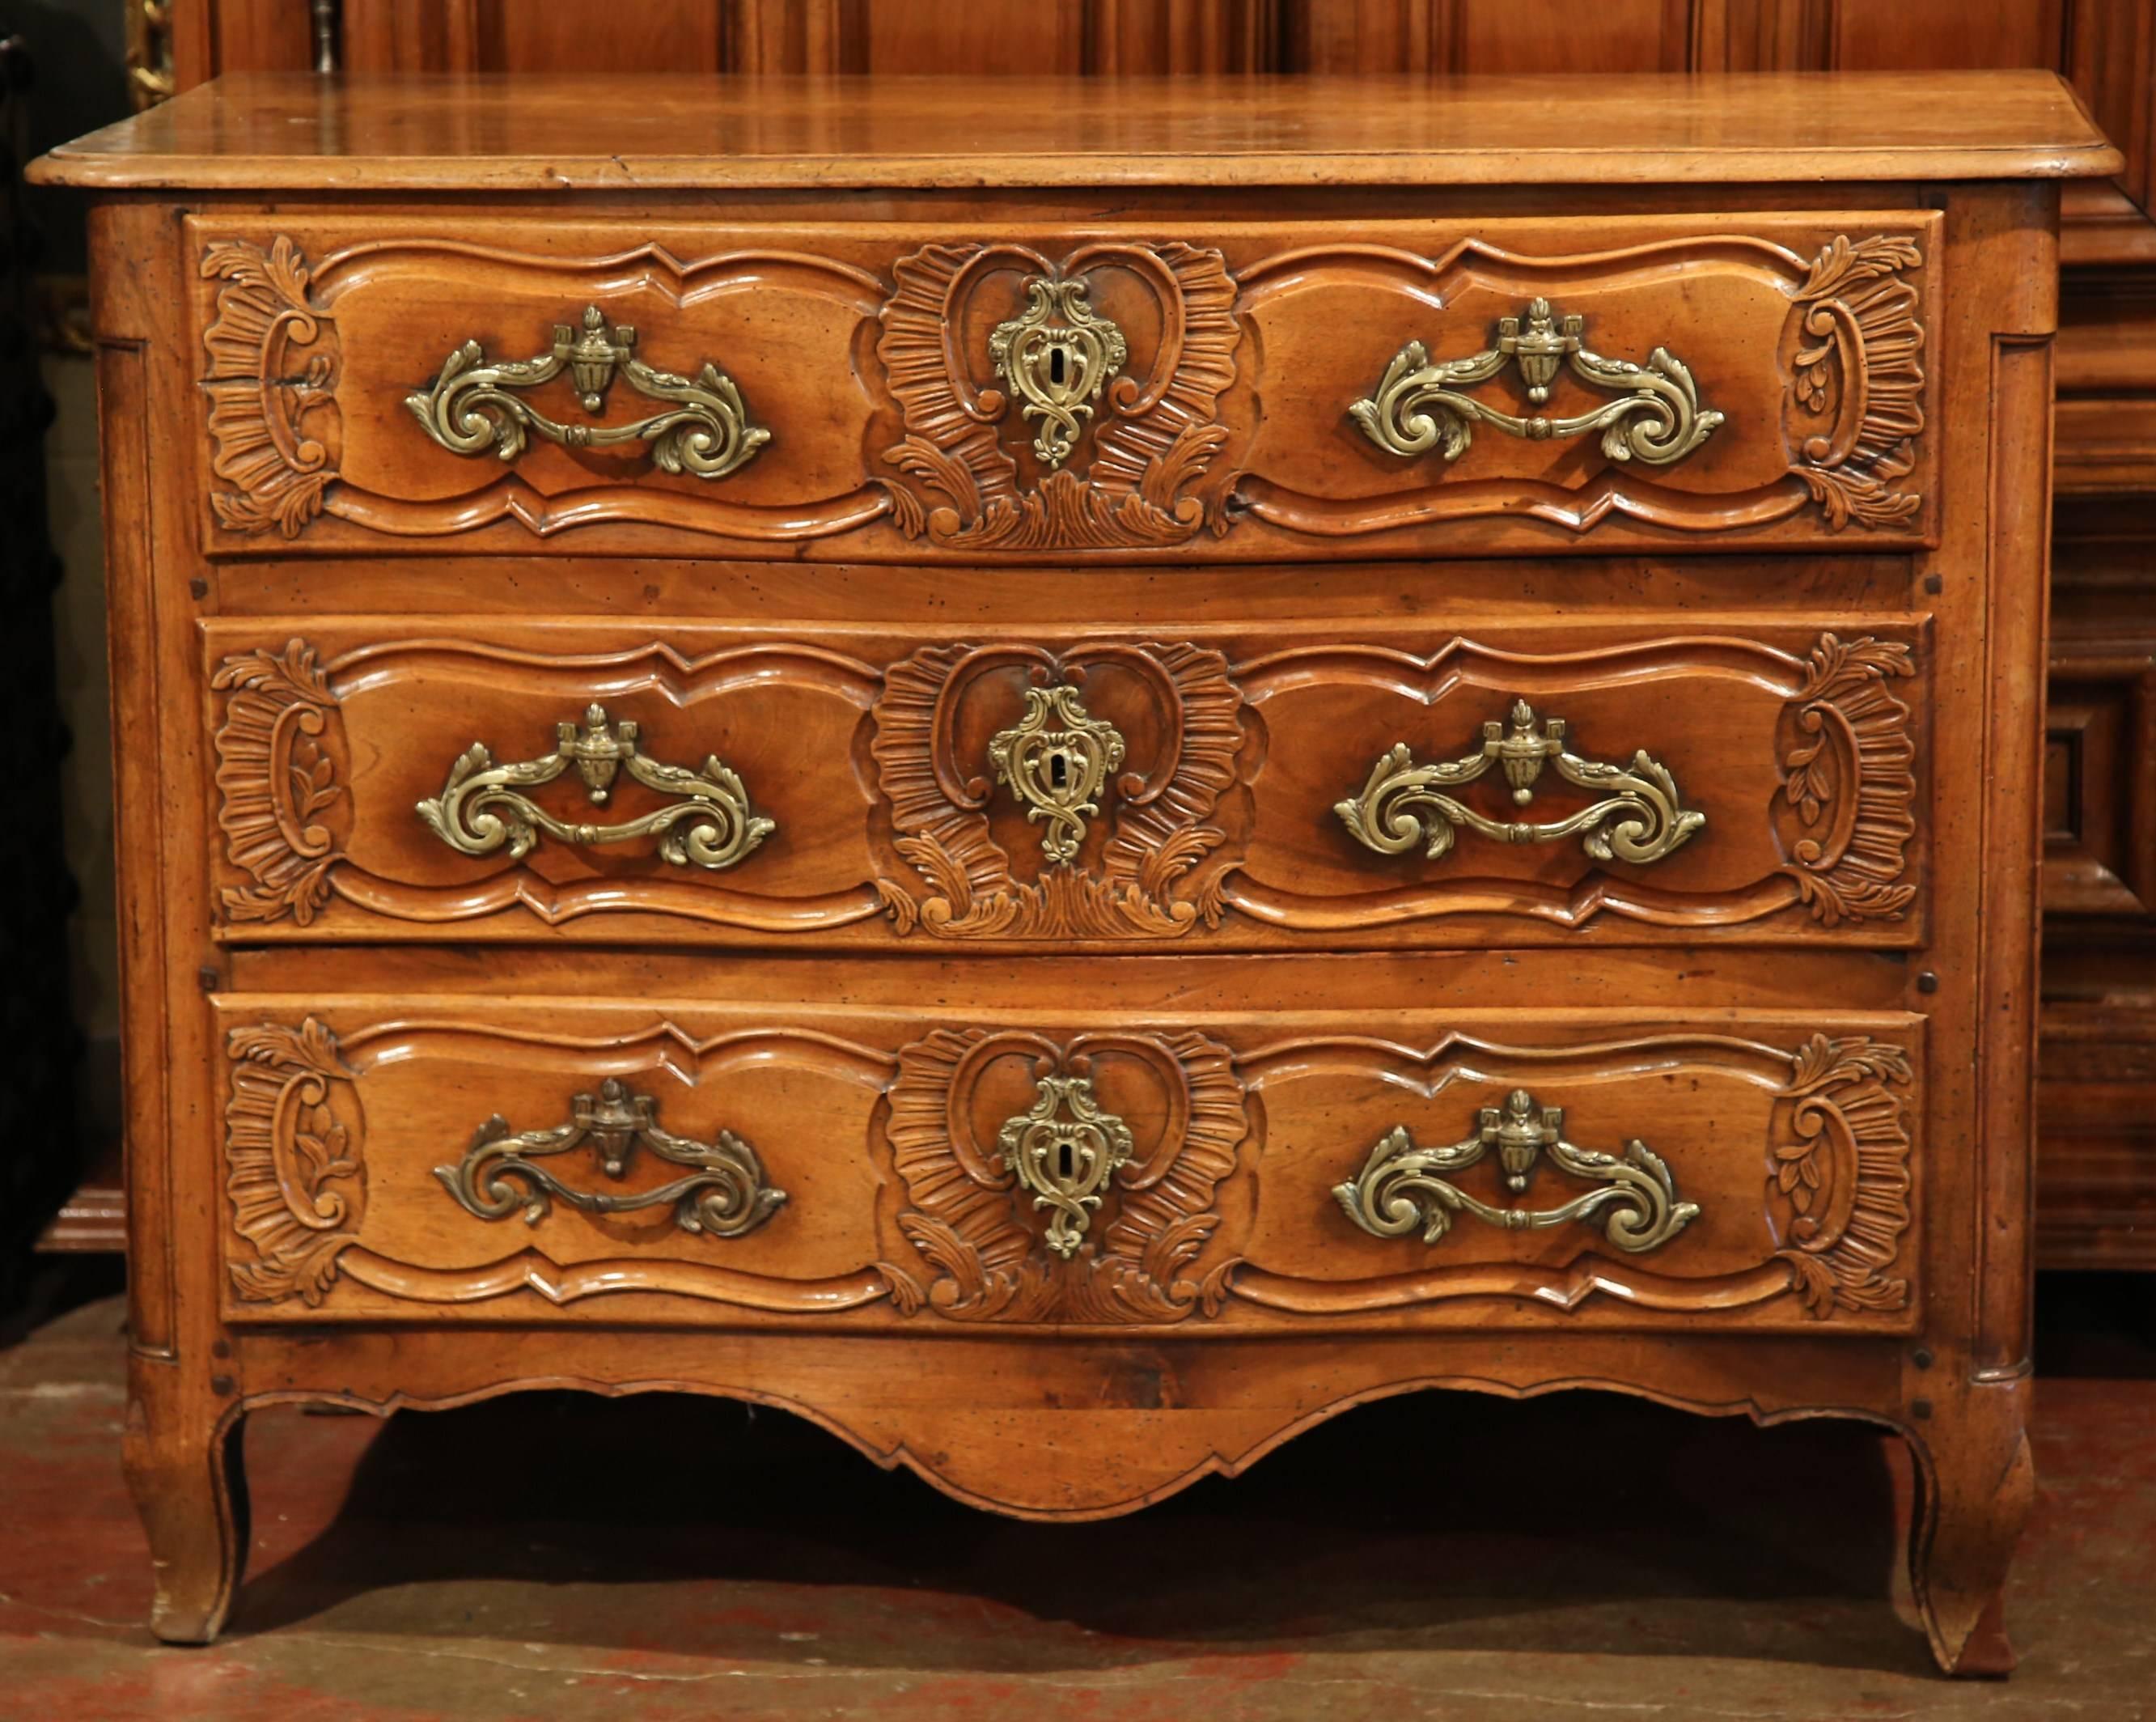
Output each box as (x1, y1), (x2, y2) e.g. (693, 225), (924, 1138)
(29, 70), (2119, 192)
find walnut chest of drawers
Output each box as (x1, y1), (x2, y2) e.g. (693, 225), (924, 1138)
(32, 70), (2119, 1673)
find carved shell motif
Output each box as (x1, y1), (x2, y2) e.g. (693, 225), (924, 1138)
(872, 641), (1246, 939)
(878, 242), (1242, 551)
(885, 1027), (1250, 1323)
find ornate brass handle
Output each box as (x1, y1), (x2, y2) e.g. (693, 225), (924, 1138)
(1333, 1088), (1700, 1253)
(416, 702), (775, 870)
(1334, 697), (1704, 865)
(434, 1076), (786, 1239)
(1349, 296), (1722, 467)
(405, 305), (769, 480)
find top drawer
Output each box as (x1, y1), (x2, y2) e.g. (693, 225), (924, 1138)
(190, 210), (1938, 562)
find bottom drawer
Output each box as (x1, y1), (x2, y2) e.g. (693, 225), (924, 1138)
(216, 992), (1922, 1334)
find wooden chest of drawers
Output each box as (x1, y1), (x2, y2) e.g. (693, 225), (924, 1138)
(32, 70), (2116, 1673)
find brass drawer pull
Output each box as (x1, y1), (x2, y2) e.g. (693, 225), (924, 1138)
(405, 305), (769, 480)
(416, 702), (774, 870)
(1335, 696), (1703, 864)
(435, 1076), (786, 1239)
(1333, 1088), (1700, 1254)
(1350, 296), (1722, 467)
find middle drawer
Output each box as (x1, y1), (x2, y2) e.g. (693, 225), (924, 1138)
(202, 614), (1926, 950)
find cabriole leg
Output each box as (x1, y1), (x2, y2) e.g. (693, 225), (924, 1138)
(1906, 1377), (2034, 1677)
(123, 1383), (249, 1645)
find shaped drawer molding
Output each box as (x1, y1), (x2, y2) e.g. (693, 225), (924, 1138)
(218, 996), (1920, 1334)
(205, 623), (1925, 948)
(190, 212), (1934, 561)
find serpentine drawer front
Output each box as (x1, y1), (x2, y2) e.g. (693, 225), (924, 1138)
(44, 69), (2103, 1670)
(202, 618), (1926, 945)
(192, 210), (1938, 562)
(214, 991), (1922, 1340)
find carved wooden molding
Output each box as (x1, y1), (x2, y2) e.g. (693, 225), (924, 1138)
(871, 641), (1246, 938)
(1239, 629), (1921, 934)
(211, 628), (1916, 939)
(200, 237), (340, 538)
(1777, 633), (1919, 925)
(876, 242), (1241, 551)
(224, 1016), (911, 1316)
(210, 639), (346, 925)
(1239, 230), (1929, 544)
(1228, 1027), (1916, 1322)
(199, 228), (1928, 554)
(886, 1027), (1249, 1322)
(225, 1017), (364, 1306)
(197, 232), (891, 545)
(222, 1013), (1909, 1326)
(1786, 236), (1925, 530)
(1769, 1033), (1915, 1317)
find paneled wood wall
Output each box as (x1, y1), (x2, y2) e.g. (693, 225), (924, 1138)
(164, 0), (2156, 1268)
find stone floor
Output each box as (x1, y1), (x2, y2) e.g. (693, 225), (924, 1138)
(2, 1275), (2153, 1720)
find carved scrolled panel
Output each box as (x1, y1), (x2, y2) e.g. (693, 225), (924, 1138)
(1233, 1020), (1920, 1325)
(197, 214), (1931, 562)
(218, 1005), (909, 1318)
(1238, 217), (1934, 549)
(224, 1018), (365, 1306)
(211, 640), (349, 924)
(193, 219), (890, 548)
(1230, 626), (1924, 936)
(210, 621), (1920, 946)
(205, 629), (889, 936)
(220, 995), (1918, 1333)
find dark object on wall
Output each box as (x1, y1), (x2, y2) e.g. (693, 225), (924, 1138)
(0, 28), (79, 1317)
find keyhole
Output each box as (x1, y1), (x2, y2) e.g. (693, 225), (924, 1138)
(1048, 344), (1068, 386)
(1048, 749), (1070, 791)
(1055, 1138), (1078, 1183)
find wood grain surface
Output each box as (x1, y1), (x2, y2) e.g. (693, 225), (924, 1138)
(28, 70), (2119, 191)
(48, 72), (2086, 1676)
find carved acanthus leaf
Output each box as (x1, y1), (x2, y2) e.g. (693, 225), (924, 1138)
(225, 1017), (362, 1306)
(1788, 235), (1925, 532)
(210, 637), (345, 926)
(1771, 1032), (1914, 1317)
(200, 236), (339, 538)
(1777, 633), (1918, 926)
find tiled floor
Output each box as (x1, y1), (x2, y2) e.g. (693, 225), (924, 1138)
(2, 1279), (2153, 1720)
